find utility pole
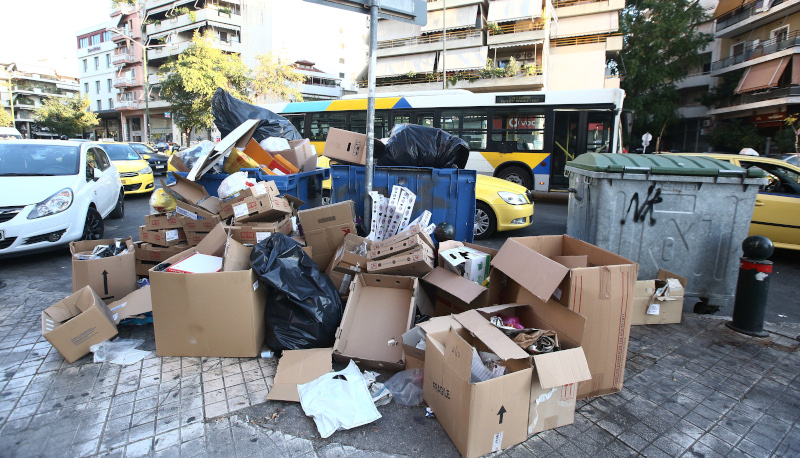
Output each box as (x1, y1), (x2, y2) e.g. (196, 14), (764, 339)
(365, 0), (378, 229)
(442, 0), (446, 90)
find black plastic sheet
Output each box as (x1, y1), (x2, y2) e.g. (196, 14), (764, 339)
(211, 88), (302, 142)
(250, 234), (344, 351)
(378, 124), (470, 169)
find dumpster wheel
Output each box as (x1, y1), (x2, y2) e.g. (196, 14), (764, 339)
(693, 297), (720, 314)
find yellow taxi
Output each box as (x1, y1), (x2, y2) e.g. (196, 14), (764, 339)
(318, 156), (534, 240)
(97, 142), (155, 195)
(672, 153), (800, 250)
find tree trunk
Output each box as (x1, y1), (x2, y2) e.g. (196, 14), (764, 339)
(656, 121), (668, 153)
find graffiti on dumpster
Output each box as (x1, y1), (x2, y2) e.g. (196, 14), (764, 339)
(620, 184), (663, 225)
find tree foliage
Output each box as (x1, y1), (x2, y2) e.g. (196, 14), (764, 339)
(252, 53), (305, 102)
(0, 109), (13, 127)
(615, 0), (713, 148)
(707, 119), (763, 152)
(34, 95), (98, 137)
(159, 31), (251, 136)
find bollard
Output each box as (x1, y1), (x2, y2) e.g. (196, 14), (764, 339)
(725, 235), (773, 337)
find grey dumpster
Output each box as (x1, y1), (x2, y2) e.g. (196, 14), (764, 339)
(565, 153), (766, 308)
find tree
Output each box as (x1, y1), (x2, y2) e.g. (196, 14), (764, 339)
(782, 115), (800, 154)
(34, 95), (98, 137)
(0, 109), (13, 127)
(615, 0), (713, 150)
(252, 53), (304, 102)
(707, 119), (763, 152)
(159, 31), (251, 142)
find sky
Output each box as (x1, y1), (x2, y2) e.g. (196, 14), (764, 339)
(0, 0), (112, 77)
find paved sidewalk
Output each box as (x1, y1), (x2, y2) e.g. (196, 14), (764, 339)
(0, 279), (798, 457)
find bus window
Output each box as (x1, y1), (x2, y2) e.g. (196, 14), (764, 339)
(441, 110), (460, 133)
(586, 112), (614, 154)
(350, 111), (390, 138)
(462, 109), (487, 150)
(287, 116), (305, 137)
(310, 112), (346, 140)
(417, 112), (434, 128)
(491, 108), (545, 151)
(393, 113), (411, 128)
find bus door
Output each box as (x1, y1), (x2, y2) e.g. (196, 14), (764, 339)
(552, 111), (584, 189)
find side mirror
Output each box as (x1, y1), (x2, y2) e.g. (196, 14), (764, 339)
(143, 154), (151, 160)
(93, 168), (102, 181)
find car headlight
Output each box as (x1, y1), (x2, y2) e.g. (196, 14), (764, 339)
(27, 188), (73, 219)
(137, 166), (153, 175)
(497, 191), (527, 205)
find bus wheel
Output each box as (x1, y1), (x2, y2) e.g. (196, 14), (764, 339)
(498, 166), (532, 189)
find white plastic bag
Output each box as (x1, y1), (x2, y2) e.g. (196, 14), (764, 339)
(384, 369), (424, 406)
(217, 171), (255, 199)
(298, 360), (381, 438)
(259, 137), (290, 152)
(90, 339), (150, 365)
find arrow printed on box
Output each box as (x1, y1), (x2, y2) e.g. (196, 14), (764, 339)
(497, 406), (507, 424)
(101, 270), (109, 295)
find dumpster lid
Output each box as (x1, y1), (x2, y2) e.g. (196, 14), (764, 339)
(567, 153), (765, 178)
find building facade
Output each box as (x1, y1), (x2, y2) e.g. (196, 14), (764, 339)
(0, 62), (80, 138)
(76, 23), (122, 140)
(293, 60), (344, 101)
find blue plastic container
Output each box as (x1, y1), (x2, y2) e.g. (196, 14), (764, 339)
(168, 168), (329, 210)
(330, 165), (477, 243)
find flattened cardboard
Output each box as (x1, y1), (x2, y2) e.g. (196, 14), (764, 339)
(491, 239), (569, 302)
(227, 217), (292, 244)
(107, 286), (153, 324)
(145, 213), (184, 230)
(41, 286), (118, 363)
(266, 348), (333, 402)
(71, 238), (136, 303)
(333, 274), (417, 371)
(367, 244), (434, 277)
(188, 119), (258, 181)
(299, 201), (357, 268)
(322, 127), (368, 165)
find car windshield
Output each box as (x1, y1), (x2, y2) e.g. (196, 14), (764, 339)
(130, 144), (156, 155)
(0, 144), (80, 176)
(103, 144), (142, 161)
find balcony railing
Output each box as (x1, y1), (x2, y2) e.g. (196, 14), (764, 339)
(711, 31), (800, 72)
(112, 53), (134, 64)
(489, 20), (545, 36)
(116, 101), (138, 110)
(716, 85), (800, 109)
(378, 29), (482, 49)
(359, 65), (544, 88)
(113, 77), (134, 87)
(112, 28), (134, 41)
(552, 32), (621, 47)
(715, 0), (787, 32)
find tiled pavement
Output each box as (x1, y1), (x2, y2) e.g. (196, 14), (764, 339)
(1, 280), (799, 457)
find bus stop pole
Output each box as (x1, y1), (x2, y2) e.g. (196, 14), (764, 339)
(364, 0), (379, 231)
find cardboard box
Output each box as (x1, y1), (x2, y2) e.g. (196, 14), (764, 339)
(185, 231), (207, 247)
(162, 174), (222, 216)
(370, 224), (432, 252)
(401, 314), (461, 370)
(136, 259), (159, 277)
(166, 253), (223, 273)
(218, 193), (291, 222)
(176, 201), (224, 229)
(221, 181), (280, 205)
(169, 154), (190, 173)
(271, 139), (318, 172)
(632, 270), (687, 325)
(144, 213), (184, 230)
(333, 274), (418, 371)
(322, 127), (368, 165)
(188, 119), (258, 181)
(369, 233), (432, 260)
(134, 241), (189, 262)
(228, 217), (293, 245)
(70, 238), (136, 302)
(266, 348), (332, 402)
(106, 286), (153, 324)
(495, 235), (638, 399)
(324, 234), (372, 295)
(421, 243), (500, 316)
(440, 246), (491, 284)
(423, 311), (533, 458)
(138, 226), (187, 247)
(298, 200), (357, 268)
(149, 225), (266, 357)
(367, 243), (434, 277)
(41, 286), (118, 363)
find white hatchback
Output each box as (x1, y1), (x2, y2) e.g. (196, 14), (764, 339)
(0, 140), (124, 255)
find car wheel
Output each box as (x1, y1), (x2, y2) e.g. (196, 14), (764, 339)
(498, 165), (533, 189)
(474, 202), (496, 240)
(109, 189), (125, 219)
(81, 207), (105, 241)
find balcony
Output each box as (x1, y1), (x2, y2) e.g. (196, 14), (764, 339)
(553, 0), (625, 18)
(116, 101), (139, 110)
(112, 53), (135, 65)
(145, 8), (242, 36)
(147, 39), (241, 61)
(112, 28), (135, 42)
(377, 29), (483, 57)
(426, 0), (485, 11)
(710, 32), (800, 74)
(113, 77), (136, 88)
(361, 66), (545, 92)
(488, 20), (546, 47)
(707, 85), (800, 115)
(714, 0), (797, 37)
(300, 83), (342, 99)
(675, 72), (712, 89)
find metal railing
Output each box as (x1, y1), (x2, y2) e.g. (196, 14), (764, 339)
(715, 0), (787, 32)
(113, 77), (134, 87)
(489, 20), (545, 36)
(357, 66), (544, 88)
(378, 29), (482, 49)
(718, 85), (800, 108)
(552, 0), (608, 8)
(552, 33), (620, 47)
(116, 101), (138, 109)
(711, 31), (800, 71)
(112, 53), (134, 64)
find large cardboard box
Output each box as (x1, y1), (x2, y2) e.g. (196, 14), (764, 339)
(41, 286), (118, 363)
(70, 237), (136, 302)
(138, 226), (186, 247)
(401, 314), (461, 370)
(322, 127), (368, 165)
(424, 311), (533, 458)
(144, 213), (184, 230)
(228, 216), (293, 244)
(332, 274), (418, 371)
(367, 243), (434, 277)
(298, 200), (357, 268)
(149, 225), (267, 357)
(495, 235), (638, 399)
(218, 193), (291, 222)
(134, 241), (188, 262)
(271, 139), (318, 172)
(162, 174), (222, 216)
(266, 348), (333, 402)
(632, 269), (687, 325)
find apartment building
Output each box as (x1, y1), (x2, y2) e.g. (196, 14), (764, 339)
(0, 62), (80, 139)
(292, 60), (344, 101)
(364, 0), (623, 93)
(704, 0), (800, 152)
(76, 23), (122, 140)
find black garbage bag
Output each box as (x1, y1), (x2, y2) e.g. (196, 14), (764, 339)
(212, 88), (302, 142)
(250, 233), (344, 351)
(378, 124), (470, 169)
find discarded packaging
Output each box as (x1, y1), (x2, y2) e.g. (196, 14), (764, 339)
(218, 171), (256, 199)
(165, 253), (223, 274)
(267, 348), (333, 402)
(363, 370), (392, 407)
(90, 338), (149, 365)
(298, 200), (357, 268)
(71, 237), (136, 302)
(106, 285), (153, 324)
(149, 188), (177, 213)
(385, 369), (424, 406)
(632, 270), (688, 325)
(222, 148), (260, 174)
(212, 87), (301, 143)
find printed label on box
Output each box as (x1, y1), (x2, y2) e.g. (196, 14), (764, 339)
(253, 183), (267, 196)
(492, 432), (504, 452)
(166, 229), (179, 241)
(233, 203), (249, 219)
(256, 232), (271, 243)
(646, 302), (660, 315)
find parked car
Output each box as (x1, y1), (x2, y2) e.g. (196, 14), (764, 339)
(0, 140), (124, 255)
(779, 154), (799, 166)
(97, 142), (155, 194)
(0, 127), (22, 140)
(128, 142), (169, 175)
(155, 142), (170, 153)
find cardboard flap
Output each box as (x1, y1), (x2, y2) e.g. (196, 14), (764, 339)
(266, 348), (332, 402)
(195, 224), (227, 257)
(243, 138), (272, 166)
(422, 267), (486, 304)
(491, 239), (569, 301)
(552, 255), (588, 269)
(223, 238), (252, 272)
(657, 269), (688, 288)
(418, 314), (461, 334)
(106, 286), (153, 324)
(163, 174), (210, 205)
(284, 195), (306, 211)
(444, 326), (473, 379)
(43, 288), (89, 323)
(532, 347), (591, 389)
(454, 310), (530, 361)
(189, 119), (259, 180)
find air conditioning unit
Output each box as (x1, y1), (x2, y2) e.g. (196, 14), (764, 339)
(525, 52), (534, 59)
(514, 53), (523, 59)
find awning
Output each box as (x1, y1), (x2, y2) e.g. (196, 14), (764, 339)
(378, 20), (422, 41)
(735, 57), (790, 93)
(487, 0), (541, 23)
(376, 52), (437, 77)
(555, 13), (618, 38)
(492, 39), (542, 49)
(792, 56), (800, 85)
(441, 46), (489, 71)
(713, 0), (757, 18)
(421, 5), (480, 33)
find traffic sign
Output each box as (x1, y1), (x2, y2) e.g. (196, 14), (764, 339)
(642, 132), (652, 147)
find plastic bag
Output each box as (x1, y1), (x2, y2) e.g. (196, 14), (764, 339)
(223, 148), (260, 174)
(298, 360), (381, 438)
(90, 339), (150, 365)
(384, 369), (424, 406)
(378, 124), (470, 169)
(260, 137), (290, 152)
(149, 189), (176, 213)
(218, 171), (255, 199)
(174, 140), (216, 171)
(212, 88), (301, 142)
(250, 233), (344, 351)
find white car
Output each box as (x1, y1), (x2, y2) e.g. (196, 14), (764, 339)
(0, 140), (124, 255)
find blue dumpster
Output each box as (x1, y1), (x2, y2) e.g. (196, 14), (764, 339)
(330, 165), (477, 243)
